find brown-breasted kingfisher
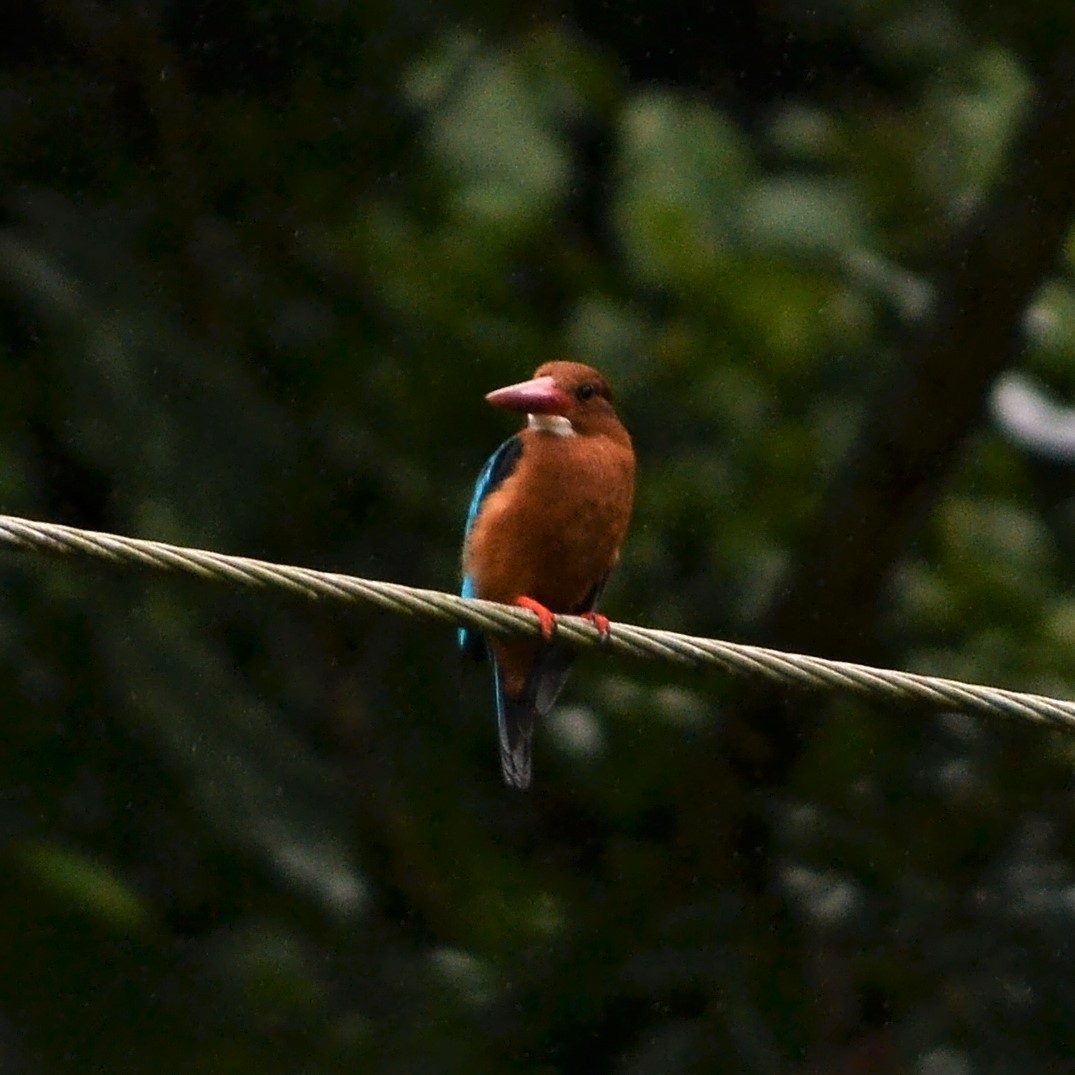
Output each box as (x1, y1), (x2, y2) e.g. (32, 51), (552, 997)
(459, 362), (635, 789)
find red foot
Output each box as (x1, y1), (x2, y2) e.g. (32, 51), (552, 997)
(515, 596), (557, 641)
(580, 611), (611, 641)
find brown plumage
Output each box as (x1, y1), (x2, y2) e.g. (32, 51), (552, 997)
(460, 361), (635, 788)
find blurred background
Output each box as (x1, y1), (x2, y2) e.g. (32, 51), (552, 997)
(3, 1), (1075, 1072)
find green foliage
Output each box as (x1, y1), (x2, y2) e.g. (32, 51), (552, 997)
(3, 1), (1075, 1072)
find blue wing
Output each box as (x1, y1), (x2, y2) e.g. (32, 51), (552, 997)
(459, 435), (524, 658)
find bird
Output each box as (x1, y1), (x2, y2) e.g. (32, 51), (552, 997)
(459, 361), (635, 789)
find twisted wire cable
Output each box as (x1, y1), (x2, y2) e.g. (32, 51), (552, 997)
(1, 513), (1074, 734)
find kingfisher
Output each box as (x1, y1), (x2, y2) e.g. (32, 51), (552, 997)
(459, 361), (636, 789)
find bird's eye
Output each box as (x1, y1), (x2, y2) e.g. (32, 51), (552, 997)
(576, 384), (597, 402)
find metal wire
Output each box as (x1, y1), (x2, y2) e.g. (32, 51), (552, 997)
(2, 512), (1075, 734)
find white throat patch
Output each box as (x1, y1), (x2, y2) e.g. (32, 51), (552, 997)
(528, 413), (575, 437)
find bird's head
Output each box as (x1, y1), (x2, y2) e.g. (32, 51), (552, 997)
(485, 361), (627, 440)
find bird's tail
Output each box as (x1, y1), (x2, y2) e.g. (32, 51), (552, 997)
(492, 647), (576, 790)
(497, 694), (535, 790)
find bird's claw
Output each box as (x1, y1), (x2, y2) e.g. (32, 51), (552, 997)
(579, 610), (612, 642)
(515, 596), (557, 641)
